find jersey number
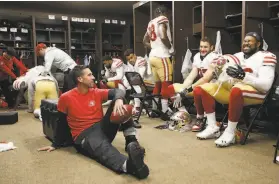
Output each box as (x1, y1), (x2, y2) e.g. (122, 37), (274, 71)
(148, 24), (157, 41)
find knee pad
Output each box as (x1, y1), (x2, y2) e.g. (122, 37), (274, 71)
(193, 86), (202, 97)
(153, 81), (161, 95)
(161, 81), (172, 99)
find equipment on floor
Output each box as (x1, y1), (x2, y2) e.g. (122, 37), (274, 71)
(40, 99), (73, 146)
(0, 111), (18, 125)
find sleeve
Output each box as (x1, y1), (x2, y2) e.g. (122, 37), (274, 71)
(12, 57), (28, 75)
(95, 88), (110, 101)
(242, 53), (277, 93)
(192, 53), (200, 68)
(104, 67), (111, 78)
(108, 89), (125, 100)
(0, 61), (17, 79)
(108, 64), (124, 81)
(137, 59), (147, 78)
(57, 94), (68, 114)
(157, 16), (169, 24)
(44, 51), (55, 72)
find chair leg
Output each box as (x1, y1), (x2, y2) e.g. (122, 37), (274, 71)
(220, 111), (228, 130)
(152, 98), (162, 114)
(241, 106), (263, 145)
(273, 132), (279, 163)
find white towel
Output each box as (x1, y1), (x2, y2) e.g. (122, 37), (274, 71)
(0, 142), (17, 152)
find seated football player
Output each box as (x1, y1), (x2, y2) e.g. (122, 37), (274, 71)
(37, 65), (149, 179)
(193, 32), (276, 147)
(123, 49), (154, 115)
(13, 65), (59, 120)
(168, 37), (222, 131)
(169, 37), (220, 107)
(101, 56), (126, 106)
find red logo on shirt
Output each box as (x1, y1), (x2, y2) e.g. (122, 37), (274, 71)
(89, 100), (95, 107)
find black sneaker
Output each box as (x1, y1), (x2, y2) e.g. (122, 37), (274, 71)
(191, 117), (207, 132)
(126, 142), (149, 179)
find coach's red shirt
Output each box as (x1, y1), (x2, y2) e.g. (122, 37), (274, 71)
(57, 88), (109, 140)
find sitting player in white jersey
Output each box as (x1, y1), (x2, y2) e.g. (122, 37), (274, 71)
(143, 5), (174, 121)
(123, 49), (154, 115)
(101, 56), (126, 106)
(167, 37), (221, 131)
(192, 32), (277, 147)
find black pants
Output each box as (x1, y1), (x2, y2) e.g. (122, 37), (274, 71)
(62, 69), (76, 93)
(74, 102), (133, 173)
(0, 79), (18, 108)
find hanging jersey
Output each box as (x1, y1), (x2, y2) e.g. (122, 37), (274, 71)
(192, 51), (220, 77)
(147, 16), (173, 58)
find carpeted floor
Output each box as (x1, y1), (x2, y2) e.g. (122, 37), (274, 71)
(1, 110), (279, 184)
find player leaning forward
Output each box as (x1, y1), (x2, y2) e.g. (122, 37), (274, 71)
(143, 5), (174, 120)
(194, 32), (277, 147)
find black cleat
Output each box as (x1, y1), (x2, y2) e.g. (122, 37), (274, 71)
(126, 142), (149, 179)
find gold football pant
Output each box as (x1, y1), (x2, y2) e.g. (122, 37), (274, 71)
(34, 80), (59, 110)
(193, 82), (265, 122)
(149, 56), (173, 99)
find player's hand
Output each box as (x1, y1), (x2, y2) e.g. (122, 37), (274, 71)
(171, 93), (182, 108)
(226, 64), (245, 80)
(178, 88), (189, 99)
(113, 99), (127, 116)
(101, 78), (108, 84)
(37, 146), (56, 152)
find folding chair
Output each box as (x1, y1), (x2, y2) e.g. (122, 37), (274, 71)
(125, 72), (162, 123)
(219, 73), (278, 145)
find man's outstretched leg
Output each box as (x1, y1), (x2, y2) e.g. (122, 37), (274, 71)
(76, 102), (149, 179)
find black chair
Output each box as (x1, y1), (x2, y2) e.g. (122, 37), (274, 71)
(125, 72), (161, 123)
(219, 72), (278, 145)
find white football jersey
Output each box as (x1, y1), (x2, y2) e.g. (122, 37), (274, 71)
(147, 15), (173, 58)
(192, 51), (220, 77)
(106, 58), (125, 82)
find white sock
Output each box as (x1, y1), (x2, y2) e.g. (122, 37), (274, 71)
(206, 112), (218, 128)
(161, 99), (168, 113)
(134, 98), (141, 108)
(122, 160), (127, 172)
(152, 97), (159, 110)
(226, 120), (238, 134)
(178, 106), (188, 112)
(197, 114), (204, 119)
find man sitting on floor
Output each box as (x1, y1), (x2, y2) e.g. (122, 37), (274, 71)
(193, 32), (277, 147)
(37, 65), (149, 179)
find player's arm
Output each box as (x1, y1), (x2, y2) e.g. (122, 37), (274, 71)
(143, 32), (151, 49)
(12, 57), (28, 75)
(108, 66), (124, 81)
(242, 64), (276, 93)
(159, 23), (171, 49)
(192, 66), (215, 88)
(0, 61), (17, 79)
(137, 59), (147, 78)
(104, 67), (111, 78)
(44, 51), (55, 72)
(182, 66), (199, 88)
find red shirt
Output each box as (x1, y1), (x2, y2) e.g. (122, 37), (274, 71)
(0, 56), (28, 79)
(57, 88), (109, 140)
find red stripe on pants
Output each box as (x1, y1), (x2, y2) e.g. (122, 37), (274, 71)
(228, 87), (244, 122)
